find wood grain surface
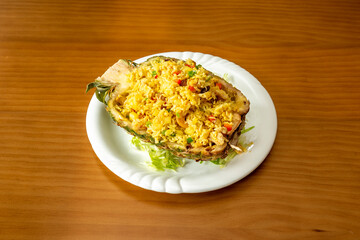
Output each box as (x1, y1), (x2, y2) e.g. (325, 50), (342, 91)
(1, 0), (360, 239)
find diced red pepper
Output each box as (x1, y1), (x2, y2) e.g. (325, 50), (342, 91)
(175, 79), (181, 85)
(224, 123), (232, 132)
(216, 83), (222, 89)
(208, 115), (216, 122)
(155, 75), (158, 79)
(173, 70), (182, 75)
(185, 63), (195, 68)
(188, 85), (195, 92)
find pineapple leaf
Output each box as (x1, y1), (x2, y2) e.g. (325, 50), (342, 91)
(86, 80), (112, 104)
(95, 88), (110, 104)
(85, 82), (99, 93)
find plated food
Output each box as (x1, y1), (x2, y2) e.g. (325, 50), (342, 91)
(86, 56), (250, 164)
(86, 52), (277, 193)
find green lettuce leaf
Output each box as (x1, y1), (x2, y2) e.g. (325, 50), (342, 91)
(131, 137), (185, 171)
(210, 149), (237, 167)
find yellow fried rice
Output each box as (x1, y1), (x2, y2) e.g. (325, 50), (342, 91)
(114, 57), (247, 148)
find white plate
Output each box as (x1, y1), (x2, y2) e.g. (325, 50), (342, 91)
(86, 52), (277, 194)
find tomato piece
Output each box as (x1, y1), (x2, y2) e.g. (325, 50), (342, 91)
(216, 83), (222, 89)
(224, 123), (232, 131)
(188, 85), (195, 92)
(175, 79), (181, 85)
(173, 70), (182, 75)
(208, 115), (216, 122)
(185, 64), (195, 68)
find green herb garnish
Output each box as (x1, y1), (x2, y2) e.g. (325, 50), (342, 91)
(188, 70), (196, 78)
(187, 137), (193, 144)
(152, 71), (157, 76)
(241, 126), (255, 134)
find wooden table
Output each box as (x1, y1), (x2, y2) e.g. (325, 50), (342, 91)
(1, 0), (359, 239)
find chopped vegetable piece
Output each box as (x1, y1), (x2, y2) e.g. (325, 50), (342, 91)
(224, 123), (232, 131)
(216, 83), (222, 89)
(185, 63), (195, 68)
(151, 71), (157, 76)
(173, 70), (182, 75)
(187, 137), (193, 143)
(155, 75), (158, 79)
(195, 64), (202, 69)
(188, 85), (196, 92)
(208, 115), (216, 122)
(175, 79), (181, 85)
(146, 121), (152, 127)
(176, 112), (180, 118)
(188, 70), (196, 77)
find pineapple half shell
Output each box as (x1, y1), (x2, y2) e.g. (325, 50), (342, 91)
(86, 56), (250, 161)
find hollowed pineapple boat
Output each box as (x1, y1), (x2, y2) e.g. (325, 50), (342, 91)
(86, 56), (250, 161)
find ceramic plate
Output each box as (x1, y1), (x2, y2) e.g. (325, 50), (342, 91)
(86, 51), (277, 194)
